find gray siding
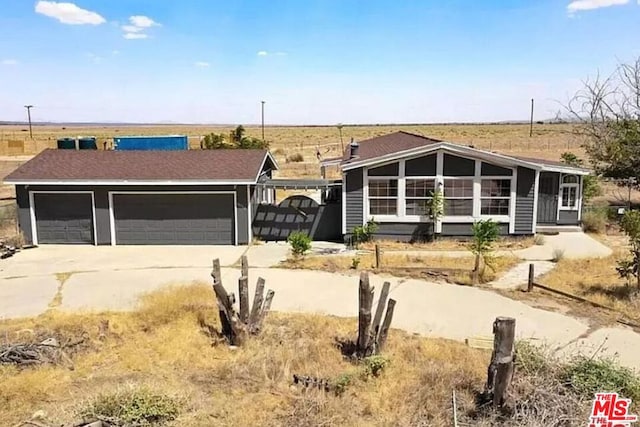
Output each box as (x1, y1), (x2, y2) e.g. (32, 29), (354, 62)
(15, 185), (33, 245)
(514, 167), (535, 235)
(443, 154), (474, 176)
(558, 210), (579, 225)
(345, 168), (364, 233)
(372, 222), (508, 241)
(373, 222), (433, 242)
(442, 223), (509, 236)
(368, 162), (399, 176)
(406, 154), (436, 176)
(16, 184), (250, 245)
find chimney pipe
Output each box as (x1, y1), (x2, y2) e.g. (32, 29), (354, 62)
(349, 138), (359, 159)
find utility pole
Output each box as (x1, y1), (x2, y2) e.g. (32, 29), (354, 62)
(337, 123), (344, 152)
(24, 105), (34, 139)
(529, 98), (534, 138)
(261, 100), (265, 142)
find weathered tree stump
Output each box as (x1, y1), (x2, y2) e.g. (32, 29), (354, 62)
(485, 316), (516, 407)
(210, 255), (275, 345)
(351, 272), (396, 358)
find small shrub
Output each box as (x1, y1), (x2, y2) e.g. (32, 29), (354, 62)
(79, 387), (181, 426)
(287, 231), (312, 257)
(551, 248), (565, 263)
(332, 373), (353, 396)
(272, 148), (285, 155)
(350, 257), (361, 269)
(562, 356), (640, 402)
(286, 153), (304, 163)
(582, 208), (608, 233)
(352, 220), (378, 247)
(533, 234), (546, 246)
(515, 341), (552, 376)
(361, 355), (389, 378)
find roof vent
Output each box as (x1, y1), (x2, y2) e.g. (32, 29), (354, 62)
(349, 138), (359, 159)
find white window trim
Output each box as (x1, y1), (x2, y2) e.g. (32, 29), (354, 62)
(479, 177), (512, 217)
(363, 152), (514, 225)
(405, 176), (437, 216)
(559, 174), (580, 211)
(367, 176), (400, 217)
(29, 190), (97, 246)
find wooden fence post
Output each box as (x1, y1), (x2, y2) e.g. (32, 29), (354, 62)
(370, 281), (390, 342)
(249, 277), (266, 326)
(376, 299), (396, 351)
(375, 244), (381, 269)
(238, 276), (249, 323)
(357, 272), (374, 356)
(486, 317), (516, 407)
(527, 263), (534, 292)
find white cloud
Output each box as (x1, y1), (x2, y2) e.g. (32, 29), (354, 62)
(121, 15), (159, 40)
(257, 51), (268, 56)
(129, 15), (159, 28)
(1, 59), (18, 65)
(121, 24), (144, 33)
(195, 61), (210, 68)
(35, 1), (105, 25)
(86, 53), (102, 64)
(123, 32), (148, 40)
(567, 0), (629, 13)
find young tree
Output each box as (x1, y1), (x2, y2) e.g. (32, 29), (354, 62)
(617, 210), (640, 289)
(426, 187), (444, 241)
(201, 125), (269, 150)
(560, 152), (602, 203)
(565, 57), (640, 183)
(201, 132), (227, 149)
(469, 219), (500, 284)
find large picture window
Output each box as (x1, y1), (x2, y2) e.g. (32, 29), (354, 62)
(481, 179), (510, 216)
(405, 179), (435, 215)
(444, 179), (473, 216)
(369, 179), (398, 215)
(560, 174), (579, 209)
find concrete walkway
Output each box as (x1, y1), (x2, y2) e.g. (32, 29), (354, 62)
(515, 232), (612, 260)
(1, 245), (639, 371)
(489, 260), (556, 290)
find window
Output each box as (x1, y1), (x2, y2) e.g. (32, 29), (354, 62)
(369, 179), (398, 215)
(560, 174), (579, 209)
(405, 179), (435, 215)
(443, 179), (473, 216)
(481, 179), (510, 216)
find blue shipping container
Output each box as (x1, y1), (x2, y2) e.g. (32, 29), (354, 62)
(113, 135), (189, 151)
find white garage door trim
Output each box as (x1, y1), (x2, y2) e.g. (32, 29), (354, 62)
(107, 191), (238, 246)
(29, 190), (97, 246)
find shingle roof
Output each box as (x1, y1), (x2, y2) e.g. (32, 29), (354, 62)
(4, 149), (274, 183)
(341, 131), (589, 172)
(343, 131), (441, 163)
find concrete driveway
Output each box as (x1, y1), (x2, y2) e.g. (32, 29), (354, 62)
(1, 245), (640, 371)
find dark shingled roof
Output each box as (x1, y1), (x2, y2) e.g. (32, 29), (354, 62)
(343, 131), (441, 163)
(341, 131), (588, 171)
(4, 149), (274, 182)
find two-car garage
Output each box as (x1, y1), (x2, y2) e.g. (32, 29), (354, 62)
(110, 193), (235, 245)
(7, 149), (277, 247)
(30, 191), (237, 245)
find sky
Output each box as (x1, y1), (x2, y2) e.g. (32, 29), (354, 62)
(0, 0), (639, 125)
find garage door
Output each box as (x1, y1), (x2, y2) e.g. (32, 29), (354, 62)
(33, 193), (94, 244)
(112, 193), (235, 245)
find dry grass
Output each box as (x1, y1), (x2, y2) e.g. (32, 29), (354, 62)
(0, 283), (493, 426)
(538, 251), (640, 322)
(282, 253), (520, 284)
(360, 236), (535, 252)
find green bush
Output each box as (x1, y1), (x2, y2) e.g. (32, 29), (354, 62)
(352, 220), (378, 247)
(287, 231), (312, 257)
(80, 387), (181, 426)
(562, 357), (640, 402)
(582, 208), (608, 233)
(362, 355), (389, 378)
